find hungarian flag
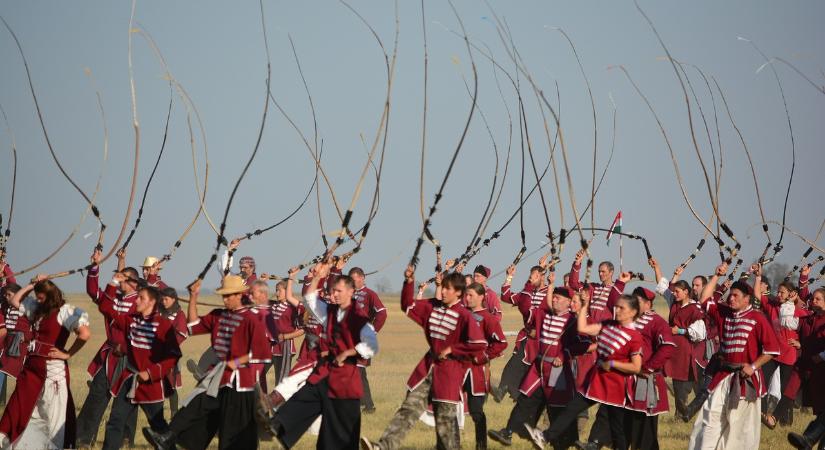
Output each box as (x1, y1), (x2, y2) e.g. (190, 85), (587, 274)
(606, 211), (622, 246)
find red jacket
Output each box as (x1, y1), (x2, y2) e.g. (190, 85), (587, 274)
(307, 304), (373, 399)
(703, 302), (780, 398)
(145, 274), (168, 290)
(466, 308), (507, 396)
(401, 280), (487, 403)
(164, 309), (187, 390)
(100, 298), (180, 403)
(86, 266), (138, 381)
(267, 301), (299, 356)
(761, 296), (808, 365)
(581, 321), (643, 407)
(569, 261), (626, 323)
(187, 307), (270, 391)
(0, 302), (30, 378)
(0, 263), (16, 289)
(665, 300), (708, 380)
(628, 310), (675, 415)
(519, 309), (586, 405)
(501, 281), (547, 341)
(796, 312), (825, 413)
(289, 303), (325, 375)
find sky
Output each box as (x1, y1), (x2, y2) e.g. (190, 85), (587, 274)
(1, 1), (823, 294)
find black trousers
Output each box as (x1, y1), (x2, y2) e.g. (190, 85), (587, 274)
(588, 404), (611, 445)
(543, 394), (628, 450)
(496, 340), (530, 400)
(275, 378), (361, 450)
(360, 366), (375, 409)
(102, 378), (167, 450)
(464, 379), (487, 450)
(76, 368), (139, 446)
(168, 390), (179, 415)
(169, 386), (259, 450)
(625, 410), (659, 450)
(0, 372), (6, 405)
(505, 389), (546, 438)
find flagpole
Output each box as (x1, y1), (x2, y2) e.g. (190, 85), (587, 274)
(619, 233), (624, 273)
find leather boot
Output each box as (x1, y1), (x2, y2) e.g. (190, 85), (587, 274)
(142, 427), (176, 450)
(788, 415), (825, 450)
(488, 428), (513, 446)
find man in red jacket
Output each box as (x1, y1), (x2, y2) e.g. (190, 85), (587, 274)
(269, 262), (379, 449)
(464, 282), (508, 450)
(361, 266), (487, 450)
(100, 284), (181, 450)
(76, 250), (142, 447)
(349, 266), (387, 414)
(688, 262), (780, 450)
(144, 275), (270, 450)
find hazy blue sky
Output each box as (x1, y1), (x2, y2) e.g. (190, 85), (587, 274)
(1, 1), (823, 293)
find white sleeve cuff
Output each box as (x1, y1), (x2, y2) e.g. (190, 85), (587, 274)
(57, 304), (90, 331)
(356, 323), (379, 359)
(220, 250), (233, 273)
(655, 277), (669, 295)
(302, 290), (327, 323)
(687, 319), (707, 342)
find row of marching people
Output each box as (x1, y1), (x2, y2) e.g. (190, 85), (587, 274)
(476, 245), (824, 450)
(0, 240), (824, 449)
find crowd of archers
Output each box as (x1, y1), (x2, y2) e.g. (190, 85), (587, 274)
(0, 238), (823, 450)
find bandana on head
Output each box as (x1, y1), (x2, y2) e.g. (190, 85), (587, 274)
(239, 256), (256, 269)
(633, 286), (656, 302)
(473, 265), (491, 278)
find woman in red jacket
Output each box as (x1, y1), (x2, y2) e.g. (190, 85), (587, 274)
(525, 291), (643, 450)
(0, 276), (91, 449)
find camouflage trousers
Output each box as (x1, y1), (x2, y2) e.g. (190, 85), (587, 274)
(377, 373), (460, 450)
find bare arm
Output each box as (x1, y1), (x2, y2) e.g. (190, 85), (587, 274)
(285, 267), (301, 307)
(701, 262), (728, 303)
(10, 273), (47, 309)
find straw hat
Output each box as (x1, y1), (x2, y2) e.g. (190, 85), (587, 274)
(142, 256), (160, 268)
(215, 275), (249, 295)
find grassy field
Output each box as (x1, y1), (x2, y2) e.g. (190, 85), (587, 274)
(2, 293), (811, 449)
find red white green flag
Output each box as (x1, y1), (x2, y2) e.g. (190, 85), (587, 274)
(606, 211), (622, 246)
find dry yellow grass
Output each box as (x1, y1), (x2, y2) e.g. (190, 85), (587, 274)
(1, 293), (812, 449)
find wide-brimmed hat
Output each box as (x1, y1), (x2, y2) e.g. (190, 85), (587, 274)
(215, 275), (249, 295)
(142, 256), (160, 268)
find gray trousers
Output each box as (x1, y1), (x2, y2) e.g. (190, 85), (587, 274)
(377, 373), (459, 450)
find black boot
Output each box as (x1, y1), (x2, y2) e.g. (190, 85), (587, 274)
(142, 427), (176, 450)
(488, 428), (513, 446)
(788, 415), (825, 450)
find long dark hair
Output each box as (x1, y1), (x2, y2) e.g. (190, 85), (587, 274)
(32, 279), (66, 324)
(617, 294), (641, 320)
